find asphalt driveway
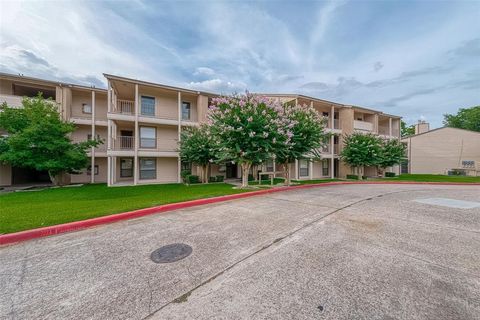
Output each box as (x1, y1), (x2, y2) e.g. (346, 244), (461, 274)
(1, 184), (479, 319)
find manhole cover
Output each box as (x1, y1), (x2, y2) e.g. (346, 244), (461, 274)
(150, 243), (192, 263)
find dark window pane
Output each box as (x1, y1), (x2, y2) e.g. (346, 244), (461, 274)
(141, 96), (155, 116)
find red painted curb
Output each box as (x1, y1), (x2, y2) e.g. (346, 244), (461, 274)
(1, 181), (478, 246)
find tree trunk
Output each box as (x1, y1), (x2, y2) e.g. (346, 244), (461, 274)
(240, 162), (251, 188)
(202, 164), (208, 183)
(284, 162), (291, 186)
(49, 171), (65, 186)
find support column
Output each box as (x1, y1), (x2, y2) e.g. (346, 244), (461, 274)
(134, 84), (139, 186)
(177, 92), (182, 183)
(273, 160), (276, 178)
(331, 105), (335, 129)
(294, 159), (299, 180)
(389, 118), (393, 137)
(107, 81), (112, 187)
(330, 134), (335, 179)
(91, 90), (96, 184)
(107, 157), (111, 186)
(309, 160), (313, 180)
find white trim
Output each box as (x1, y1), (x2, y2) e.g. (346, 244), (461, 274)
(134, 84), (139, 186)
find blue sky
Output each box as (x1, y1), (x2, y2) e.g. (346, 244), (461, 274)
(1, 0), (479, 127)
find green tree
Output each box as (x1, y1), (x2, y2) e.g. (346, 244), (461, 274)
(340, 133), (382, 175)
(378, 138), (406, 175)
(0, 95), (100, 185)
(207, 93), (283, 188)
(443, 106), (480, 132)
(401, 120), (415, 137)
(276, 103), (329, 185)
(178, 124), (217, 183)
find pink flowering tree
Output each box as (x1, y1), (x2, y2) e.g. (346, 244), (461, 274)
(276, 103), (329, 185)
(207, 93), (284, 188)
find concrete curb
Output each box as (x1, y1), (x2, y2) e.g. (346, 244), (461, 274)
(1, 181), (479, 246)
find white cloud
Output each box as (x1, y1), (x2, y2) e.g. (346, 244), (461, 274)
(193, 67), (215, 77)
(188, 79), (247, 94)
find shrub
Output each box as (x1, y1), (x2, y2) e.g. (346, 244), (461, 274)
(186, 175), (200, 184)
(248, 174), (255, 181)
(181, 170), (191, 182)
(346, 174), (359, 180)
(362, 176), (368, 180)
(385, 172), (396, 177)
(216, 175), (224, 182)
(208, 176), (217, 183)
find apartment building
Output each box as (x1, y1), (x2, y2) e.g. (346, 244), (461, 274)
(402, 124), (480, 176)
(0, 72), (401, 186)
(0, 73), (108, 186)
(259, 94), (402, 180)
(104, 74), (215, 186)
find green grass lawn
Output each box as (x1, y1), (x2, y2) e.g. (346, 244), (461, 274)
(292, 179), (341, 185)
(380, 174), (480, 183)
(0, 183), (249, 234)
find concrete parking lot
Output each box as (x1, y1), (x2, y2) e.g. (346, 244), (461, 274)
(1, 184), (479, 320)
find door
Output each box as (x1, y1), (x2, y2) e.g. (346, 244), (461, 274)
(226, 163), (238, 179)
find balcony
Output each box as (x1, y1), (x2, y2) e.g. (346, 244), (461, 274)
(112, 136), (135, 150)
(379, 125), (400, 138)
(113, 99), (134, 114)
(354, 120), (373, 131)
(0, 94), (58, 108)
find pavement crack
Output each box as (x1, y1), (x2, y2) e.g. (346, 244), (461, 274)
(142, 191), (389, 319)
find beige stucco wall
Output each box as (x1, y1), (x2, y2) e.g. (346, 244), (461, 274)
(71, 90), (93, 119)
(403, 127), (480, 175)
(70, 157), (108, 184)
(196, 95), (210, 123)
(0, 79), (14, 94)
(138, 87), (178, 120)
(95, 93), (108, 121)
(138, 125), (178, 152)
(142, 157), (178, 183)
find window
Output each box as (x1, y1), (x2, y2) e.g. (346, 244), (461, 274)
(322, 160), (329, 176)
(140, 158), (156, 179)
(87, 134), (101, 141)
(140, 127), (156, 148)
(322, 112), (329, 117)
(266, 160), (274, 172)
(87, 165), (99, 175)
(82, 103), (92, 114)
(299, 160), (309, 177)
(141, 96), (155, 116)
(462, 160), (475, 168)
(120, 158), (133, 177)
(182, 102), (191, 120)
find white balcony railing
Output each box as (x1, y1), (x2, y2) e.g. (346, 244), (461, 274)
(113, 136), (135, 150)
(354, 120), (373, 131)
(113, 99), (134, 114)
(333, 119), (340, 129)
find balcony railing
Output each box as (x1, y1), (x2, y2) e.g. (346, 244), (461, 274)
(354, 120), (373, 131)
(333, 119), (340, 129)
(113, 99), (134, 114)
(113, 136), (135, 150)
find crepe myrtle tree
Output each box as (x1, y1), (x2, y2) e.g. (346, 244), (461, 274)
(178, 124), (217, 183)
(340, 132), (382, 175)
(0, 95), (101, 185)
(378, 138), (406, 175)
(207, 93), (284, 188)
(275, 103), (329, 185)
